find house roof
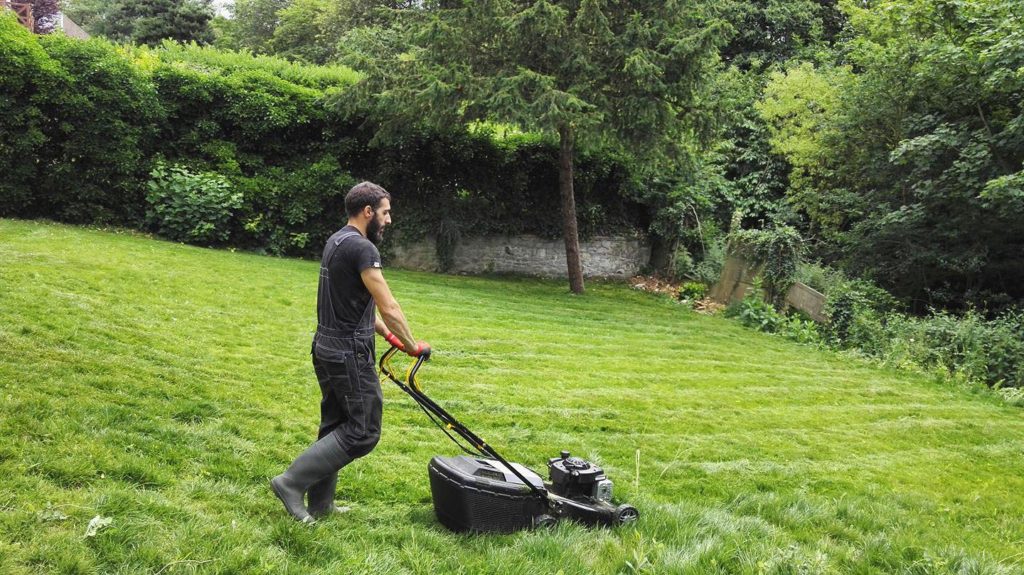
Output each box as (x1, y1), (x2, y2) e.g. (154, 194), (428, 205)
(61, 13), (89, 39)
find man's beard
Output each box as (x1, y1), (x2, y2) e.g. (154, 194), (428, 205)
(367, 218), (385, 244)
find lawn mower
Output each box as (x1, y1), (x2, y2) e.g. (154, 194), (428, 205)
(379, 346), (639, 533)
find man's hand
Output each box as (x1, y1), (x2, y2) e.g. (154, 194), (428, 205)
(410, 341), (431, 358)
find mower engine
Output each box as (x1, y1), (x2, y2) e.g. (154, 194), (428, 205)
(548, 451), (614, 501)
(545, 450), (638, 527)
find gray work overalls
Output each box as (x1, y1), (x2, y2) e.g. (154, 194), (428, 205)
(310, 230), (383, 460)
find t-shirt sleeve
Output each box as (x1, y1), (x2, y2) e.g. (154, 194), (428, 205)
(355, 240), (382, 272)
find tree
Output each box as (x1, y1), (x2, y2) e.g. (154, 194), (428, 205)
(716, 0), (845, 73)
(758, 0), (1024, 310)
(29, 0), (60, 33)
(63, 0), (215, 46)
(261, 0), (334, 63)
(706, 0), (848, 233)
(339, 0), (724, 293)
(213, 0), (289, 53)
(60, 0), (109, 34)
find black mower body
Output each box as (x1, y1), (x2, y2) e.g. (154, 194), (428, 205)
(427, 454), (638, 533)
(428, 456), (547, 533)
(379, 348), (638, 534)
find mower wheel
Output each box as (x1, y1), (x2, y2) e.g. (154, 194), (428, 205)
(533, 514), (557, 529)
(614, 505), (639, 525)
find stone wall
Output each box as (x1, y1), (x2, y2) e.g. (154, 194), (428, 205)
(390, 234), (650, 279)
(711, 255), (828, 322)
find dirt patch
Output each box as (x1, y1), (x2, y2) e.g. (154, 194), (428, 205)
(628, 275), (681, 298)
(628, 276), (723, 315)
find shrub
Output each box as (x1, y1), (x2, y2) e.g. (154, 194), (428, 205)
(780, 314), (821, 345)
(2, 27), (648, 258)
(35, 34), (163, 224)
(918, 310), (1024, 389)
(145, 161), (241, 244)
(692, 236), (727, 286)
(816, 270), (1023, 389)
(678, 281), (707, 301)
(730, 278), (784, 333)
(233, 157), (357, 256)
(673, 246), (694, 280)
(0, 12), (57, 217)
(728, 278), (821, 344)
(728, 226), (805, 305)
(822, 277), (898, 350)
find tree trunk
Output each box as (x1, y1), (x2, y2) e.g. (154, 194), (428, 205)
(647, 233), (677, 277)
(558, 125), (584, 294)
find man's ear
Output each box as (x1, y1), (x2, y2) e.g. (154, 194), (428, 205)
(363, 205), (374, 218)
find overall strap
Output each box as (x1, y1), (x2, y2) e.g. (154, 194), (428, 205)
(316, 230), (375, 339)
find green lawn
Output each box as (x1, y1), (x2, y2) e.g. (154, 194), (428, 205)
(1, 218), (1022, 574)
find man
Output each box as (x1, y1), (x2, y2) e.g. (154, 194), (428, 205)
(271, 181), (430, 523)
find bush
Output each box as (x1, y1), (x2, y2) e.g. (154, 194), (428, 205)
(145, 162), (241, 244)
(734, 292), (784, 333)
(233, 156), (357, 256)
(673, 246), (694, 280)
(728, 226), (805, 305)
(678, 281), (707, 301)
(35, 34), (163, 224)
(729, 278), (784, 332)
(918, 310), (1024, 389)
(692, 236), (727, 286)
(728, 278), (821, 344)
(822, 277), (898, 351)
(2, 28), (648, 258)
(781, 314), (821, 345)
(0, 13), (57, 216)
(814, 269), (1024, 389)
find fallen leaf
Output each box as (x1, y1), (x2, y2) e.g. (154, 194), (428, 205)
(85, 515), (113, 537)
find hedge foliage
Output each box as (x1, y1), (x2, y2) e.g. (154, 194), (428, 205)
(735, 265), (1024, 390)
(0, 13), (646, 257)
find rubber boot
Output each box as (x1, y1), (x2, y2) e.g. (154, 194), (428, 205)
(306, 472), (344, 519)
(271, 436), (351, 523)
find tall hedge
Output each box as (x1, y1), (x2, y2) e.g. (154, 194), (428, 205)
(0, 20), (646, 257)
(0, 13), (57, 215)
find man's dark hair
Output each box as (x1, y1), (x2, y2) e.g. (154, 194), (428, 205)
(345, 182), (391, 217)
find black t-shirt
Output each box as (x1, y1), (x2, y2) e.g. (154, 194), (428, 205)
(323, 225), (382, 328)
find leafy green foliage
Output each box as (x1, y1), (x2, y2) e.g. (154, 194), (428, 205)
(0, 25), (647, 257)
(335, 0), (728, 291)
(64, 0), (216, 46)
(800, 268), (1024, 389)
(728, 225), (805, 303)
(757, 62), (852, 236)
(211, 0), (291, 53)
(822, 277), (898, 354)
(836, 305), (1024, 390)
(25, 32), (162, 224)
(728, 277), (821, 344)
(677, 281), (707, 302)
(265, 0), (333, 63)
(758, 0), (1024, 310)
(154, 41), (361, 89)
(0, 13), (56, 215)
(716, 0), (845, 73)
(145, 161), (241, 244)
(735, 291), (785, 333)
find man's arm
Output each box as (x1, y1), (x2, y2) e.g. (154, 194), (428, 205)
(361, 267), (417, 351)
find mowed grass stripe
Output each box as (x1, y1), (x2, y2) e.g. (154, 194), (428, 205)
(2, 218), (1023, 574)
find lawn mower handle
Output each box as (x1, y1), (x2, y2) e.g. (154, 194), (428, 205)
(379, 345), (427, 390)
(377, 345), (549, 500)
